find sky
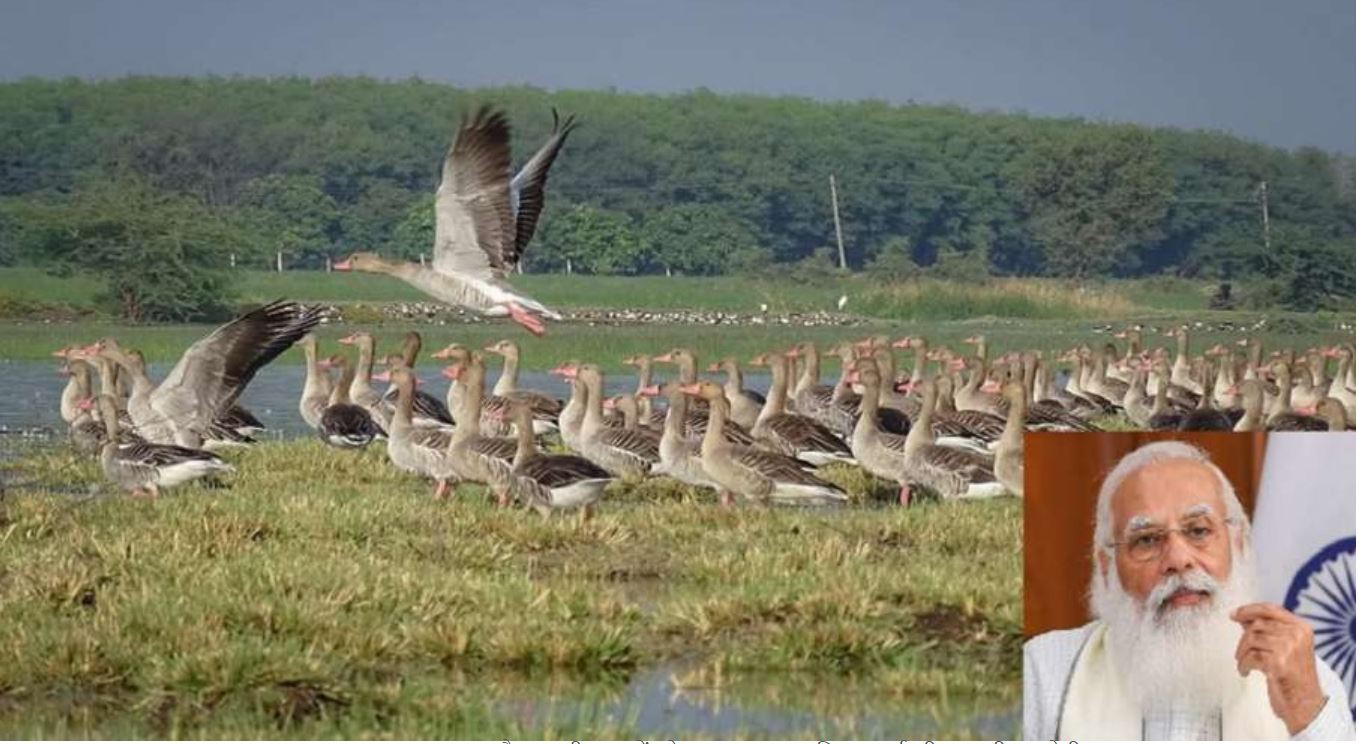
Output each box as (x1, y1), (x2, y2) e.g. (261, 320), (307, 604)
(1, 0), (1354, 153)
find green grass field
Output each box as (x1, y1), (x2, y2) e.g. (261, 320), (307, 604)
(0, 441), (1020, 738)
(0, 266), (1318, 319)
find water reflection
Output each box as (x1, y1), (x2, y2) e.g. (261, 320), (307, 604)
(493, 662), (1019, 739)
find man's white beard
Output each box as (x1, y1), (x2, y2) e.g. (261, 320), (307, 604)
(1090, 545), (1257, 711)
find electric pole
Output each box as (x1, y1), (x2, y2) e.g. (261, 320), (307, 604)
(829, 174), (847, 270)
(1259, 180), (1271, 252)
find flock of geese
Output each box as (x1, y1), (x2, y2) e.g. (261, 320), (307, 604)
(37, 105), (1359, 516)
(52, 303), (1357, 517)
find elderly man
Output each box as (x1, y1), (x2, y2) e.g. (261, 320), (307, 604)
(1024, 441), (1353, 740)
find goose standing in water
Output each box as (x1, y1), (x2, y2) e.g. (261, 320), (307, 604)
(335, 106), (576, 336)
(318, 353), (386, 448)
(88, 394), (232, 497)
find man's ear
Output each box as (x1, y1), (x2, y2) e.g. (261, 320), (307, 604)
(1096, 549), (1110, 583)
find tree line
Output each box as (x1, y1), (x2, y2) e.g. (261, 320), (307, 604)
(0, 76), (1352, 319)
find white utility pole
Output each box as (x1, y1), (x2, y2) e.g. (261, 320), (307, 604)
(829, 174), (847, 270)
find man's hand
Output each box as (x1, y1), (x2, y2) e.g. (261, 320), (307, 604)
(1232, 603), (1326, 735)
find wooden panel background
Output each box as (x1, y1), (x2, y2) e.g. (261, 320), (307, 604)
(1023, 432), (1267, 638)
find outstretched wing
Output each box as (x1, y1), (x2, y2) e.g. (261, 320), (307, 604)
(154, 300), (322, 433)
(508, 108), (577, 267)
(432, 105), (515, 279)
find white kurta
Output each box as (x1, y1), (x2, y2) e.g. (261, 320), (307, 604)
(1024, 621), (1354, 741)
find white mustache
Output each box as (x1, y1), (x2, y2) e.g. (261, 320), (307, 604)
(1145, 568), (1220, 613)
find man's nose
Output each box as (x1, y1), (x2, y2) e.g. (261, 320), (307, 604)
(1160, 530), (1197, 573)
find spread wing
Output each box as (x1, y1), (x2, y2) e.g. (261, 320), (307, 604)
(154, 300), (321, 434)
(508, 108), (577, 267)
(432, 105), (515, 279)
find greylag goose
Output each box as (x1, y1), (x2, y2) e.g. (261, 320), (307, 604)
(334, 106), (576, 336)
(1147, 361), (1189, 431)
(1165, 326), (1204, 394)
(90, 394), (233, 497)
(931, 374), (1004, 449)
(952, 357), (1005, 417)
(338, 331), (393, 428)
(1231, 379), (1266, 432)
(318, 353), (387, 448)
(653, 348), (756, 445)
(1176, 360), (1234, 431)
(442, 354), (520, 505)
(484, 339), (563, 432)
(623, 354), (667, 429)
(298, 334), (333, 430)
(576, 364), (661, 479)
(1264, 361), (1327, 431)
(647, 382), (719, 491)
(708, 357), (765, 430)
(86, 300), (319, 447)
(552, 361), (588, 452)
(506, 399), (614, 519)
(1315, 398), (1351, 431)
(1018, 352), (1100, 432)
(681, 381), (847, 508)
(845, 361), (914, 503)
(900, 377), (1005, 505)
(431, 344), (513, 436)
(993, 380), (1026, 497)
(379, 366), (460, 498)
(1323, 345), (1356, 425)
(1206, 344), (1241, 410)
(1120, 363), (1156, 429)
(374, 332), (455, 427)
(747, 352), (854, 466)
(788, 342), (835, 417)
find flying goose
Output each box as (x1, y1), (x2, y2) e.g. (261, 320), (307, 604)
(335, 106), (576, 336)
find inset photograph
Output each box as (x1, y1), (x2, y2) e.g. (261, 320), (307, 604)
(1024, 432), (1355, 740)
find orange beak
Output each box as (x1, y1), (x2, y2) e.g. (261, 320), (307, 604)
(638, 384), (661, 397)
(338, 334), (359, 345)
(677, 383), (702, 396)
(890, 337), (912, 349)
(333, 259), (353, 271)
(653, 352), (674, 363)
(441, 364), (464, 381)
(705, 362), (721, 372)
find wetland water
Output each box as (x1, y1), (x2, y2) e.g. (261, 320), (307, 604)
(1, 360), (751, 442)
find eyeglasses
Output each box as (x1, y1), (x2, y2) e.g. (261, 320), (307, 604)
(1107, 515), (1235, 563)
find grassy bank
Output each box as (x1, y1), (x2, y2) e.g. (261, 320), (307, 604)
(0, 267), (1320, 321)
(0, 441), (1020, 738)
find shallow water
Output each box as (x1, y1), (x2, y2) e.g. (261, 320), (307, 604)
(495, 663), (1018, 739)
(0, 359), (771, 442)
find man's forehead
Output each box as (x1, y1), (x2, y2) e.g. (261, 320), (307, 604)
(1111, 457), (1225, 526)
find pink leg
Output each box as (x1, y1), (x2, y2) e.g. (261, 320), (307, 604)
(720, 491), (734, 508)
(433, 479), (448, 499)
(507, 303), (547, 337)
(899, 485), (912, 507)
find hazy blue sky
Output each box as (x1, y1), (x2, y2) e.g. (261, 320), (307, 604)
(2, 0), (1353, 152)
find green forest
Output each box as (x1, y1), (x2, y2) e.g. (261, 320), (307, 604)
(0, 76), (1353, 319)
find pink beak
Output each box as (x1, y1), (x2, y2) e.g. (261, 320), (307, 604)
(638, 384), (661, 397)
(705, 363), (721, 372)
(441, 365), (463, 381)
(77, 397), (95, 411)
(890, 337), (912, 349)
(373, 370), (392, 383)
(677, 383), (702, 396)
(333, 259), (353, 271)
(653, 353), (674, 363)
(338, 334), (358, 345)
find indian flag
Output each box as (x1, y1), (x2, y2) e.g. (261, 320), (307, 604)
(1251, 432), (1356, 720)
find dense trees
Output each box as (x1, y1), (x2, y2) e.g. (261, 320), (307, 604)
(0, 76), (1352, 318)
